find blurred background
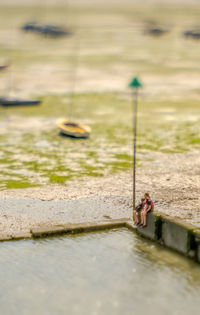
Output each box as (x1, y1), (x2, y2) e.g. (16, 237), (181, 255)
(0, 0), (200, 189)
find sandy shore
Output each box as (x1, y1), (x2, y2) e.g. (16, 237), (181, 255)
(0, 149), (200, 235)
(0, 195), (132, 236)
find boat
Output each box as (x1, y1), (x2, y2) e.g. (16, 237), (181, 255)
(22, 22), (71, 38)
(0, 98), (41, 107)
(57, 118), (91, 139)
(184, 29), (200, 40)
(0, 65), (41, 107)
(0, 64), (8, 71)
(39, 24), (71, 37)
(145, 27), (169, 36)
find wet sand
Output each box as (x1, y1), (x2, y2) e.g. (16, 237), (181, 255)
(0, 149), (200, 235)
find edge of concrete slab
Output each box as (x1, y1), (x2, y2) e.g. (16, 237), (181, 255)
(0, 231), (32, 242)
(0, 218), (130, 242)
(31, 218), (129, 238)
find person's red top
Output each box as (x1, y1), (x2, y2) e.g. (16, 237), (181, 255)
(148, 200), (154, 210)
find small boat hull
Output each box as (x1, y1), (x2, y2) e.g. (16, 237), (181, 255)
(57, 118), (91, 139)
(0, 65), (8, 71)
(0, 98), (41, 107)
(22, 22), (71, 38)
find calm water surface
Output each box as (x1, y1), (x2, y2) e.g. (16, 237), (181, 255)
(0, 228), (200, 315)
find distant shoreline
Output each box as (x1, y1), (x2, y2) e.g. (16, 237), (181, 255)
(0, 0), (199, 7)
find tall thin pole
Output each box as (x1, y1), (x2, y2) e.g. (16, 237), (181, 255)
(68, 31), (80, 120)
(128, 77), (142, 211)
(133, 89), (138, 209)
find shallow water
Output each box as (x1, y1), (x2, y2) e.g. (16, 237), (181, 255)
(0, 228), (200, 315)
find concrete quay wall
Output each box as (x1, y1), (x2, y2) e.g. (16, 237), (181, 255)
(134, 212), (200, 263)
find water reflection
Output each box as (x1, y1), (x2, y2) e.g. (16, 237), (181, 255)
(0, 229), (199, 315)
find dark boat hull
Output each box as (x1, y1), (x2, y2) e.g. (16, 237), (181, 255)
(22, 22), (71, 38)
(0, 65), (8, 71)
(0, 98), (41, 107)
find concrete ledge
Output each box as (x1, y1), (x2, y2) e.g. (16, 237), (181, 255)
(136, 212), (160, 241)
(31, 225), (67, 237)
(31, 219), (129, 238)
(135, 212), (200, 263)
(0, 231), (32, 242)
(125, 221), (137, 232)
(194, 231), (200, 263)
(162, 219), (189, 254)
(11, 231), (32, 240)
(0, 234), (12, 242)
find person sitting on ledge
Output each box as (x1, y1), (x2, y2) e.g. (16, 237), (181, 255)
(140, 192), (154, 227)
(133, 197), (145, 225)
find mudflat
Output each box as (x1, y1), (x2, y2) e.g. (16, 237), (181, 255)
(0, 1), (200, 234)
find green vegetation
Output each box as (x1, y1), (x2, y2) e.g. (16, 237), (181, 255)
(0, 92), (199, 189)
(2, 180), (39, 190)
(49, 174), (73, 184)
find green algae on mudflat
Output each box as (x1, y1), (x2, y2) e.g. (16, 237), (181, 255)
(1, 180), (40, 190)
(49, 174), (74, 184)
(0, 92), (200, 188)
